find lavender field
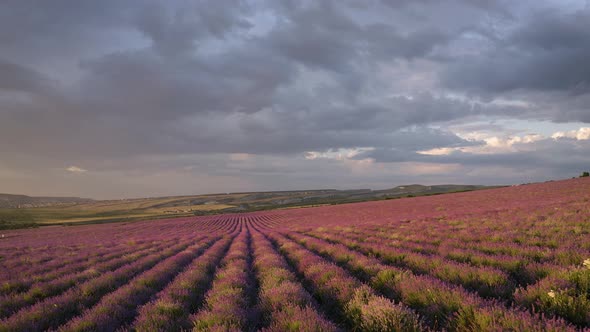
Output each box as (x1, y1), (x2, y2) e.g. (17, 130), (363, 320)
(1, 178), (590, 331)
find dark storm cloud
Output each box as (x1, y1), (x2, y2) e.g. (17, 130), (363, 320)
(135, 0), (253, 56)
(0, 0), (499, 159)
(0, 0), (137, 64)
(1, 0), (590, 197)
(0, 61), (54, 93)
(442, 6), (590, 94)
(266, 0), (453, 74)
(76, 45), (294, 118)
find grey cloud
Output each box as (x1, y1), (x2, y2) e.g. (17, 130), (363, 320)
(351, 127), (483, 162)
(442, 6), (590, 94)
(444, 49), (590, 94)
(0, 0), (137, 65)
(136, 0), (252, 56)
(379, 0), (508, 11)
(1, 0), (590, 198)
(266, 1), (452, 74)
(447, 139), (590, 178)
(0, 58), (522, 161)
(509, 9), (590, 51)
(0, 61), (54, 94)
(525, 92), (590, 124)
(266, 1), (360, 72)
(364, 136), (590, 178)
(76, 42), (294, 119)
(365, 24), (451, 60)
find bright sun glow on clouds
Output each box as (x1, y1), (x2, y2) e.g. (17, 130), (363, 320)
(420, 127), (590, 156)
(552, 127), (590, 140)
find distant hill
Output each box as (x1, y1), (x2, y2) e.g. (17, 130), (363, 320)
(374, 184), (489, 197)
(0, 184), (499, 229)
(0, 193), (94, 208)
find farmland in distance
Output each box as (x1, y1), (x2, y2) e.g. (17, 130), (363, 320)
(0, 184), (494, 229)
(1, 177), (589, 331)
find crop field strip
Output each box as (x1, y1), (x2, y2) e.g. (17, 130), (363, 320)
(341, 210), (590, 263)
(249, 224), (338, 331)
(0, 237), (185, 285)
(307, 226), (561, 288)
(298, 229), (515, 299)
(263, 229), (425, 331)
(1, 238), (204, 331)
(1, 240), (155, 293)
(308, 228), (583, 324)
(303, 209), (588, 279)
(191, 221), (259, 331)
(59, 237), (222, 331)
(0, 240), (177, 318)
(281, 230), (572, 331)
(1, 178), (589, 330)
(132, 234), (236, 330)
(279, 214), (590, 326)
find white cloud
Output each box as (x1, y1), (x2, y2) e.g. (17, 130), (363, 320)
(304, 148), (374, 161)
(551, 127), (590, 140)
(419, 133), (544, 156)
(417, 147), (458, 156)
(452, 127), (590, 157)
(66, 166), (88, 173)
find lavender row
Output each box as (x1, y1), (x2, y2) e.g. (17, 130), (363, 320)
(249, 227), (337, 332)
(335, 203), (590, 262)
(0, 240), (172, 318)
(1, 239), (162, 297)
(1, 244), (112, 294)
(132, 234), (235, 331)
(514, 262), (590, 327)
(197, 216), (233, 234)
(309, 229), (514, 299)
(265, 231), (424, 332)
(336, 219), (587, 281)
(196, 215), (245, 234)
(334, 223), (582, 290)
(290, 231), (577, 331)
(191, 227), (256, 331)
(0, 237), (199, 331)
(0, 215), (224, 249)
(58, 237), (219, 331)
(250, 215), (281, 230)
(1, 243), (96, 276)
(0, 225), (158, 249)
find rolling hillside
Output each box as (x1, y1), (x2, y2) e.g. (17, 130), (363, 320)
(0, 184), (496, 229)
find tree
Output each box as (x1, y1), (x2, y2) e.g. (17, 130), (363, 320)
(581, 171), (590, 178)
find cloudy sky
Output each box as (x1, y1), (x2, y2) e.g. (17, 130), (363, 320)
(1, 0), (590, 199)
